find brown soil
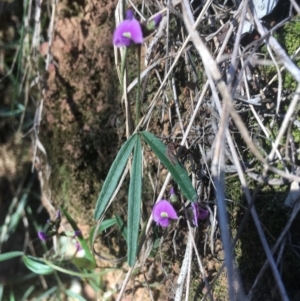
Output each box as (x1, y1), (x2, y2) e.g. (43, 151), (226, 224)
(43, 0), (120, 228)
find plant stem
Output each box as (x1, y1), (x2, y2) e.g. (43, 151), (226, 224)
(120, 47), (127, 94)
(135, 45), (141, 127)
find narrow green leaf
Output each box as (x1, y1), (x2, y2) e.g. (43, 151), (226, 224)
(34, 287), (58, 301)
(115, 214), (128, 242)
(140, 131), (197, 201)
(65, 290), (87, 301)
(0, 284), (3, 301)
(94, 134), (137, 220)
(89, 218), (117, 247)
(9, 289), (15, 301)
(127, 137), (142, 266)
(20, 285), (35, 301)
(72, 257), (97, 270)
(0, 251), (23, 262)
(43, 257), (113, 278)
(60, 207), (95, 265)
(22, 255), (54, 275)
(0, 104), (24, 117)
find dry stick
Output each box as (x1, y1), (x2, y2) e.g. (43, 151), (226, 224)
(227, 0), (248, 87)
(269, 83), (300, 161)
(185, 237), (193, 301)
(181, 1), (238, 300)
(32, 0), (56, 169)
(117, 1), (220, 299)
(31, 0), (57, 227)
(246, 199), (300, 301)
(203, 185), (261, 301)
(266, 44), (283, 116)
(240, 51), (289, 174)
(226, 128), (289, 300)
(263, 46), (300, 91)
(181, 0), (292, 299)
(249, 4), (300, 162)
(145, 16), (168, 67)
(186, 220), (214, 301)
(143, 14), (234, 300)
(139, 0), (213, 130)
(127, 54), (177, 94)
(175, 232), (192, 301)
(290, 0), (300, 13)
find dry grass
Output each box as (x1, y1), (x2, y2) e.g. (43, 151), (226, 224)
(113, 0), (300, 300)
(1, 0), (300, 300)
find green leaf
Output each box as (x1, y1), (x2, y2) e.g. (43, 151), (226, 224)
(127, 137), (142, 267)
(94, 134), (138, 220)
(22, 255), (54, 275)
(65, 290), (87, 301)
(0, 251), (23, 262)
(89, 218), (117, 247)
(20, 285), (35, 301)
(9, 289), (15, 301)
(43, 258), (113, 278)
(140, 131), (197, 202)
(34, 287), (58, 301)
(0, 104), (24, 117)
(72, 257), (97, 270)
(60, 207), (95, 265)
(115, 214), (128, 242)
(0, 284), (3, 301)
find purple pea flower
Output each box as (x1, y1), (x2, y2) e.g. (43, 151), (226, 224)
(75, 241), (83, 252)
(170, 187), (179, 204)
(191, 203), (209, 227)
(153, 200), (178, 227)
(38, 231), (51, 241)
(146, 14), (162, 30)
(74, 230), (82, 237)
(113, 9), (143, 47)
(56, 210), (61, 219)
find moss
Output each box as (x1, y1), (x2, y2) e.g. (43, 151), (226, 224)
(261, 17), (300, 90)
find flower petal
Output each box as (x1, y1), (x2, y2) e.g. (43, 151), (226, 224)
(153, 200), (178, 224)
(126, 9), (134, 20)
(198, 207), (209, 220)
(128, 19), (143, 44)
(191, 203), (199, 227)
(113, 20), (132, 47)
(153, 14), (162, 27)
(113, 18), (143, 47)
(157, 217), (170, 227)
(38, 231), (50, 241)
(170, 187), (175, 196)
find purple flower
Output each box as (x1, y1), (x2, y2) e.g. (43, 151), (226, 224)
(170, 187), (175, 195)
(153, 14), (162, 27)
(56, 210), (61, 220)
(75, 241), (83, 252)
(38, 231), (51, 241)
(191, 203), (209, 227)
(170, 187), (178, 204)
(153, 200), (178, 227)
(147, 14), (162, 30)
(113, 9), (143, 47)
(74, 230), (82, 237)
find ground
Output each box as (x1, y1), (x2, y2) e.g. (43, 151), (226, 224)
(1, 0), (300, 300)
